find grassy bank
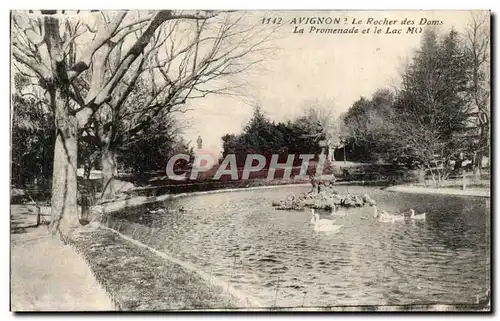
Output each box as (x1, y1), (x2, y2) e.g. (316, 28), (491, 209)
(384, 175), (490, 198)
(386, 185), (490, 198)
(70, 225), (238, 311)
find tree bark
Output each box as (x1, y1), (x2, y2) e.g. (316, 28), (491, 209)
(101, 145), (118, 201)
(49, 89), (79, 235)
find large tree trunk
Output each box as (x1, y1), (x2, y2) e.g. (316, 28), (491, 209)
(50, 89), (79, 236)
(101, 145), (118, 201)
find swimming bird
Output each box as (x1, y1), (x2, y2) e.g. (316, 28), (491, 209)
(310, 209), (343, 232)
(310, 209), (334, 224)
(330, 205), (347, 217)
(372, 205), (405, 223)
(271, 201), (284, 207)
(147, 207), (166, 214)
(409, 209), (426, 220)
(362, 193), (377, 206)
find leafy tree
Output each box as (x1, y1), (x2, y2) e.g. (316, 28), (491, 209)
(341, 28), (475, 186)
(240, 106), (284, 156)
(12, 10), (272, 233)
(78, 135), (101, 180)
(285, 117), (324, 156)
(463, 12), (490, 179)
(298, 99), (340, 159)
(342, 89), (395, 162)
(12, 10), (195, 234)
(78, 12), (274, 199)
(118, 112), (190, 175)
(391, 29), (472, 184)
(11, 93), (54, 187)
(221, 134), (239, 158)
(221, 105), (324, 167)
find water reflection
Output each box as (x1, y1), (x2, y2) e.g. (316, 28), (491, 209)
(111, 186), (490, 307)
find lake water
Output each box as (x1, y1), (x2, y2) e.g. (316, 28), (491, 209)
(110, 185), (490, 308)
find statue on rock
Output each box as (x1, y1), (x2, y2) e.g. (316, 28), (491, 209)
(196, 135), (203, 150)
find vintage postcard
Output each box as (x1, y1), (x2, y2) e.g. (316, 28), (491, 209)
(10, 10), (491, 312)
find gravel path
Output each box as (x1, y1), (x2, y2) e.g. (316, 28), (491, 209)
(10, 206), (114, 311)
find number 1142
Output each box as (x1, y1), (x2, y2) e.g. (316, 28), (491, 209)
(262, 17), (282, 24)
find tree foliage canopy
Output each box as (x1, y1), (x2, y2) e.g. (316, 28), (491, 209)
(221, 105), (324, 166)
(342, 25), (489, 183)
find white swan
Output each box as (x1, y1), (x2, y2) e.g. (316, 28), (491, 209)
(362, 193), (377, 206)
(372, 206), (406, 223)
(147, 208), (166, 214)
(409, 209), (426, 220)
(310, 209), (335, 224)
(148, 207), (186, 214)
(311, 209), (343, 232)
(330, 205), (347, 217)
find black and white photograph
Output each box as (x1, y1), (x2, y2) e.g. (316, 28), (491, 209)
(9, 9), (491, 312)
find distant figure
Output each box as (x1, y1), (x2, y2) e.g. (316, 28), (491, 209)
(197, 135), (203, 149)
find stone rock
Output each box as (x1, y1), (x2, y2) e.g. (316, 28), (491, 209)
(272, 186), (376, 212)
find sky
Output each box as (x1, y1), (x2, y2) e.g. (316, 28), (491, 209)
(178, 10), (483, 157)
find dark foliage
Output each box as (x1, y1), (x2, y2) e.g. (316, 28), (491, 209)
(221, 106), (324, 166)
